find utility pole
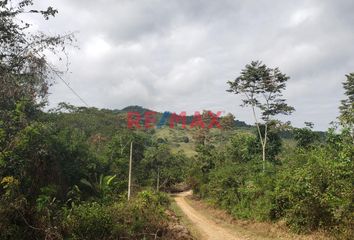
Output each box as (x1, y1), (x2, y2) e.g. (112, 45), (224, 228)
(156, 166), (160, 192)
(128, 141), (133, 200)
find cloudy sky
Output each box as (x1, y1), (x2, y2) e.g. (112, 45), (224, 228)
(27, 0), (354, 130)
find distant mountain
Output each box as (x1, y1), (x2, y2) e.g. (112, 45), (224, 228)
(120, 105), (155, 114)
(116, 105), (251, 128)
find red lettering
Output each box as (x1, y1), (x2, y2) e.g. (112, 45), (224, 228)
(127, 112), (141, 129)
(208, 111), (222, 129)
(145, 111), (156, 129)
(190, 111), (205, 128)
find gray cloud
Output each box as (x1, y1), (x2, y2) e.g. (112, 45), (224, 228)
(28, 0), (354, 130)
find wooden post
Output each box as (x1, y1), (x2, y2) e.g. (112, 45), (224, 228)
(128, 141), (133, 200)
(156, 166), (160, 192)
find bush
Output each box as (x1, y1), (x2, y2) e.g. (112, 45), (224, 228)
(201, 161), (277, 221)
(275, 147), (353, 236)
(205, 165), (243, 209)
(231, 173), (276, 221)
(64, 190), (170, 239)
(64, 202), (113, 240)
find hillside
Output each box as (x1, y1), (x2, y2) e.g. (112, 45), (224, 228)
(50, 104), (326, 156)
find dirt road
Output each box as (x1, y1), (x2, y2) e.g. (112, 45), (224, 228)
(174, 191), (244, 240)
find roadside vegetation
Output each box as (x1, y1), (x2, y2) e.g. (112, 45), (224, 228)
(189, 63), (354, 239)
(0, 1), (191, 239)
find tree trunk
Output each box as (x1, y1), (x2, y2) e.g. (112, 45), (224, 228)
(262, 123), (268, 172)
(262, 144), (266, 172)
(128, 141), (133, 200)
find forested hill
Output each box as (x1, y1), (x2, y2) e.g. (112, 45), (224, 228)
(46, 103), (326, 158)
(115, 105), (250, 127)
(50, 103), (325, 138)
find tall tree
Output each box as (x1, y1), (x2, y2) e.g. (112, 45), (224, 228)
(0, 0), (73, 152)
(294, 122), (320, 149)
(220, 113), (235, 130)
(142, 144), (181, 191)
(339, 73), (354, 141)
(227, 61), (294, 171)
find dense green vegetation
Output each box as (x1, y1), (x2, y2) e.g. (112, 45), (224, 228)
(0, 1), (191, 239)
(190, 66), (354, 239)
(0, 101), (193, 239)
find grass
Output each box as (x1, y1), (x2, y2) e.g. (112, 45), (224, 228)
(154, 126), (197, 157)
(154, 125), (299, 159)
(153, 126), (255, 157)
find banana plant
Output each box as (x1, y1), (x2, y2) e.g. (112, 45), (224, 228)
(80, 174), (116, 198)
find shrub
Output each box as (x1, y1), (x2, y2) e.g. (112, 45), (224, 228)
(275, 147), (353, 236)
(64, 202), (113, 240)
(64, 190), (170, 239)
(205, 165), (243, 209)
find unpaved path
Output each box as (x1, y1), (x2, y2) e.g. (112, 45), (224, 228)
(174, 191), (244, 240)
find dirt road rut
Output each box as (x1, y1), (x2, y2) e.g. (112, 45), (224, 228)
(174, 191), (244, 240)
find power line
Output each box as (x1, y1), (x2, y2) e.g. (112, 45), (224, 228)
(23, 38), (90, 107)
(48, 65), (90, 107)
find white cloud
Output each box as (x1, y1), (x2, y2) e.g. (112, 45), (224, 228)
(289, 8), (319, 27)
(84, 35), (111, 59)
(31, 0), (354, 130)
